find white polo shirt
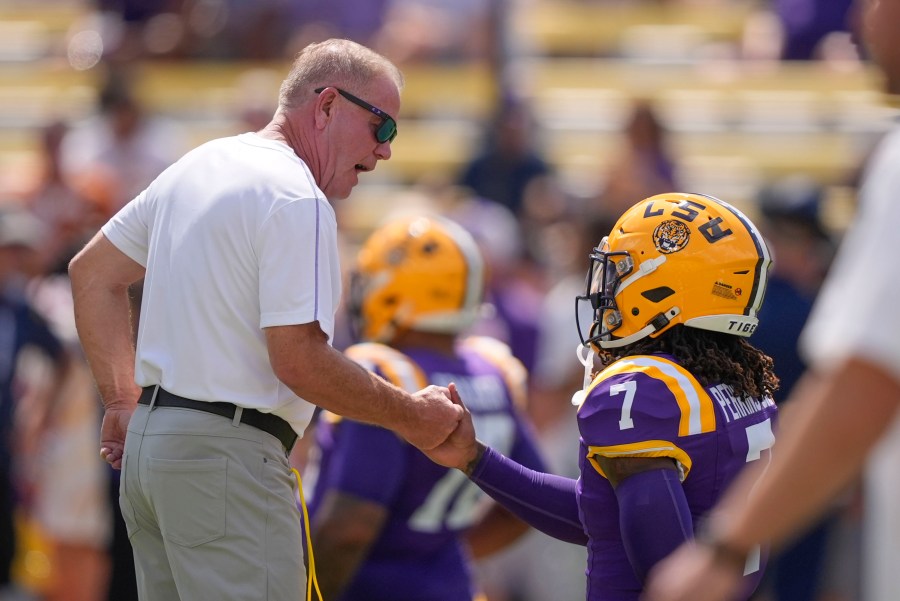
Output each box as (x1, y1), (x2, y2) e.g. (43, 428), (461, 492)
(102, 133), (341, 434)
(799, 125), (900, 601)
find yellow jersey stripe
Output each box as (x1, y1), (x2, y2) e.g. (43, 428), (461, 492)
(586, 439), (692, 479)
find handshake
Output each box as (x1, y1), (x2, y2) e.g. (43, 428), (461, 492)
(401, 383), (482, 473)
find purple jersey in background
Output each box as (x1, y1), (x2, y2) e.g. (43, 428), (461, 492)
(305, 337), (546, 601)
(577, 353), (778, 600)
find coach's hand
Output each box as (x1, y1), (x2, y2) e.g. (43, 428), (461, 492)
(100, 403), (135, 469)
(401, 384), (465, 451)
(421, 383), (481, 472)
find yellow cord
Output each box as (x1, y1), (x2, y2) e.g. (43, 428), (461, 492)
(293, 468), (323, 601)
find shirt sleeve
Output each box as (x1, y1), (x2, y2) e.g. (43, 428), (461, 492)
(101, 189), (151, 267)
(256, 197), (340, 338)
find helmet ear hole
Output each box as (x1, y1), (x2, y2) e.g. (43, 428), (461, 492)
(641, 286), (675, 302)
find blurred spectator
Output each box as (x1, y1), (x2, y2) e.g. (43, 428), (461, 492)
(450, 197), (546, 374)
(25, 260), (113, 601)
(0, 206), (69, 599)
(774, 0), (855, 61)
(92, 0), (178, 60)
(754, 176), (835, 379)
(587, 98), (678, 226)
(284, 0), (391, 57)
(458, 95), (554, 220)
(22, 121), (106, 275)
(60, 67), (184, 217)
(374, 0), (499, 64)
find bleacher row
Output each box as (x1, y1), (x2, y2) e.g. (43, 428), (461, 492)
(0, 0), (896, 214)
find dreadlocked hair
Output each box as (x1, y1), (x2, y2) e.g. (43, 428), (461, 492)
(597, 324), (779, 399)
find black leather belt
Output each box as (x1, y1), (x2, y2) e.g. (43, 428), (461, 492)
(139, 387), (297, 451)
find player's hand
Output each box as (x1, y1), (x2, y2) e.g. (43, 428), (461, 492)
(100, 403), (135, 470)
(402, 384), (465, 451)
(421, 383), (480, 472)
(642, 541), (742, 601)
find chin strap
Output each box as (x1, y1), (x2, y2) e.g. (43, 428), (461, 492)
(599, 307), (681, 349)
(571, 344), (596, 407)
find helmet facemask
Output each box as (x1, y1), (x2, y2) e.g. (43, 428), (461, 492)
(576, 238), (631, 349)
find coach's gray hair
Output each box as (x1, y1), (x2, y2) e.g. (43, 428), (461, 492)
(278, 39), (404, 110)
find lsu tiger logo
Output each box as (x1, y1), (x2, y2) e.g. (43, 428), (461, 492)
(652, 220), (690, 254)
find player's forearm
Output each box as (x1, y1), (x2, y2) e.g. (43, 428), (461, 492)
(709, 358), (900, 554)
(470, 446), (588, 545)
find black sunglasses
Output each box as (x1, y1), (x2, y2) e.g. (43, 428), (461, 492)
(315, 86), (398, 144)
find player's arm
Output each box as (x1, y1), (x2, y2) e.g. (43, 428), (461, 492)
(424, 391), (586, 545)
(598, 456), (692, 582)
(309, 490), (388, 600)
(467, 446), (588, 545)
(465, 403), (551, 557)
(266, 323), (461, 450)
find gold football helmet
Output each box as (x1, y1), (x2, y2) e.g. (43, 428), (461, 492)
(350, 214), (485, 343)
(576, 192), (772, 349)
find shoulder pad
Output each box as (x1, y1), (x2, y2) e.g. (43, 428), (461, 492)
(459, 336), (528, 411)
(345, 342), (428, 392)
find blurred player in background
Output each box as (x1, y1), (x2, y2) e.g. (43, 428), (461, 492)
(305, 214), (546, 601)
(425, 193), (780, 601)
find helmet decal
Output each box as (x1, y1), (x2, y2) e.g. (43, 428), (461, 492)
(652, 220), (691, 254)
(711, 281), (738, 300)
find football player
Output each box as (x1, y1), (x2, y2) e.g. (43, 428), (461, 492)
(304, 214), (546, 601)
(425, 192), (780, 601)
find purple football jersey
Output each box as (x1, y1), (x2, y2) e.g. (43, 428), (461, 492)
(576, 353), (778, 601)
(305, 338), (545, 601)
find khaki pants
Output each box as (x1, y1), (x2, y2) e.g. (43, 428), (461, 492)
(121, 402), (305, 601)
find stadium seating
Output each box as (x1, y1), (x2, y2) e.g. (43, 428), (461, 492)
(0, 0), (895, 210)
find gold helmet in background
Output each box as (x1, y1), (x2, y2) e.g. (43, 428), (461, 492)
(350, 214), (485, 344)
